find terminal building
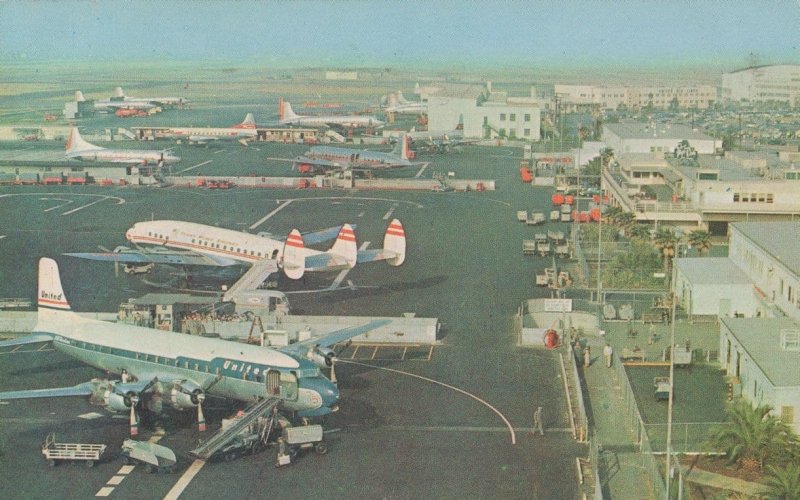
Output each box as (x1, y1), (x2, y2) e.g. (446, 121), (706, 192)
(721, 64), (800, 107)
(671, 221), (800, 433)
(427, 82), (541, 141)
(554, 83), (717, 112)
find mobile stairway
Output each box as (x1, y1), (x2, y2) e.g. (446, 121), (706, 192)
(189, 397), (280, 460)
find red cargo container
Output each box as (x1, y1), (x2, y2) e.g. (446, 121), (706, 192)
(590, 208), (602, 222)
(565, 195), (575, 205)
(519, 167), (532, 183)
(552, 194), (565, 205)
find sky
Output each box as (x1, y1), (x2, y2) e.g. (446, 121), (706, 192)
(1, 1), (798, 70)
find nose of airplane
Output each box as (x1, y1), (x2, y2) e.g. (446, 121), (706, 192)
(301, 376), (339, 409)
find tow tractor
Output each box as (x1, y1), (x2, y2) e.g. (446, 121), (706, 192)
(120, 439), (177, 473)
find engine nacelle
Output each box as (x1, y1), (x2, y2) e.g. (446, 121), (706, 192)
(166, 384), (204, 410)
(307, 346), (336, 368)
(103, 390), (136, 412)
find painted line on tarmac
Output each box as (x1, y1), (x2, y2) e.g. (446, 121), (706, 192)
(40, 198), (73, 212)
(95, 464), (135, 497)
(414, 162), (430, 178)
(382, 203), (398, 220)
(249, 199), (294, 230)
(0, 235), (5, 240)
(213, 149), (226, 154)
(381, 425), (572, 434)
(164, 458), (206, 500)
(339, 359), (517, 445)
(176, 160), (212, 174)
(62, 196), (116, 215)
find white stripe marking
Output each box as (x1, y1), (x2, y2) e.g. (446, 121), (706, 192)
(382, 204), (398, 221)
(213, 149), (226, 154)
(414, 162), (429, 178)
(117, 465), (135, 475)
(0, 235), (5, 240)
(163, 459), (206, 500)
(329, 242), (369, 289)
(249, 199), (293, 230)
(95, 486), (114, 497)
(62, 197), (111, 216)
(106, 476), (126, 486)
(176, 160), (212, 174)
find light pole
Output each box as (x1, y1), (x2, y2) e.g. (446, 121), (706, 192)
(665, 292), (677, 499)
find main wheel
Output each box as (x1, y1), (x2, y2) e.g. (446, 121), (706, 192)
(315, 442), (328, 455)
(85, 460), (94, 468)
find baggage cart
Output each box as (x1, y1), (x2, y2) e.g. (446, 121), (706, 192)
(41, 432), (106, 467)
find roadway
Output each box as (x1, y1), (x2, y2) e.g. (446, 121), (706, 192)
(0, 142), (585, 498)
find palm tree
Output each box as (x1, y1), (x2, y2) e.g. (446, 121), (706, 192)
(653, 227), (678, 271)
(629, 224), (652, 241)
(615, 212), (636, 237)
(687, 229), (712, 256)
(603, 206), (624, 226)
(763, 464), (800, 499)
(710, 401), (795, 472)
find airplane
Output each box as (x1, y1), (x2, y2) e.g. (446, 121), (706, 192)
(65, 219), (406, 281)
(0, 258), (389, 435)
(65, 127), (181, 165)
(383, 91), (427, 115)
(75, 90), (159, 113)
(293, 135), (413, 173)
(157, 113), (258, 146)
(279, 98), (384, 129)
(404, 127), (477, 153)
(111, 86), (189, 108)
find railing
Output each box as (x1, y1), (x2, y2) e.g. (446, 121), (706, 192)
(644, 422), (730, 454)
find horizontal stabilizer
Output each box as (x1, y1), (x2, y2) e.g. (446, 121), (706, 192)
(300, 224), (357, 246)
(0, 333), (54, 348)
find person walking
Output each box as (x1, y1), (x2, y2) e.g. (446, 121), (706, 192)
(603, 343), (613, 368)
(533, 406), (544, 436)
(583, 345), (591, 367)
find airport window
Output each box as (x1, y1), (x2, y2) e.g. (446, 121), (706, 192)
(184, 361), (189, 369)
(194, 363), (199, 371)
(223, 245), (227, 250)
(510, 113), (516, 122)
(500, 113), (506, 121)
(789, 286), (794, 303)
(524, 129), (531, 137)
(766, 194), (773, 203)
(524, 114), (531, 122)
(191, 239), (195, 244)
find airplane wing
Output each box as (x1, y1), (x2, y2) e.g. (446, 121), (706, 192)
(0, 381), (98, 401)
(0, 333), (54, 348)
(64, 248), (239, 267)
(279, 319), (391, 353)
(293, 155), (344, 169)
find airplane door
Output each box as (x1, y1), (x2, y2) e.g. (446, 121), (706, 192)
(265, 369), (298, 401)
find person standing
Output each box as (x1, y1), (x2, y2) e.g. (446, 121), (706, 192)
(603, 343), (613, 368)
(533, 406), (544, 436)
(583, 346), (591, 367)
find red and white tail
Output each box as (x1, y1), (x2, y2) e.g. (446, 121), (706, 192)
(278, 98), (284, 121)
(399, 134), (411, 160)
(75, 90), (86, 102)
(281, 100), (299, 120)
(36, 258), (79, 333)
(66, 127), (102, 154)
(384, 219), (406, 266)
(113, 86), (125, 98)
(282, 229), (306, 280)
(234, 113), (256, 129)
(329, 224), (357, 269)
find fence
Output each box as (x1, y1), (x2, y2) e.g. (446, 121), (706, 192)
(644, 422), (729, 454)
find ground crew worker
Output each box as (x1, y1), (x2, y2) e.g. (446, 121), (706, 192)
(603, 343), (613, 368)
(121, 369), (130, 383)
(533, 406), (544, 436)
(583, 346), (591, 367)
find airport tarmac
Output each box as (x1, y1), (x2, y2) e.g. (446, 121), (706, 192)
(0, 140), (586, 498)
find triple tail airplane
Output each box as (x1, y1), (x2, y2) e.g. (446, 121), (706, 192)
(158, 113), (258, 146)
(65, 219), (406, 281)
(74, 90), (158, 113)
(293, 136), (414, 173)
(65, 127), (181, 165)
(279, 98), (384, 129)
(0, 258), (389, 435)
(111, 86), (189, 107)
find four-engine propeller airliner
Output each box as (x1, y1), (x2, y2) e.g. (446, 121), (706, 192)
(65, 127), (181, 165)
(0, 258), (389, 435)
(65, 219), (406, 280)
(293, 136), (413, 173)
(111, 86), (189, 108)
(279, 98), (384, 129)
(156, 113), (258, 145)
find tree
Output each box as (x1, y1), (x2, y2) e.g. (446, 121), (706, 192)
(615, 212), (636, 237)
(653, 227), (678, 271)
(629, 224), (652, 241)
(687, 229), (712, 256)
(763, 464), (800, 500)
(710, 401), (795, 472)
(603, 206), (624, 226)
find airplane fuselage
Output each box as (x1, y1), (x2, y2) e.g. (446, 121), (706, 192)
(167, 127), (257, 142)
(299, 146), (411, 169)
(67, 149), (180, 165)
(282, 115), (382, 129)
(126, 220), (321, 266)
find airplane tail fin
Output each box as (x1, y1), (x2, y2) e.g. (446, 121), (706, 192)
(396, 91), (408, 104)
(75, 90), (85, 102)
(282, 100), (298, 120)
(66, 127), (102, 154)
(36, 258), (79, 332)
(329, 224), (357, 269)
(282, 229), (306, 279)
(391, 134), (410, 160)
(114, 86), (125, 98)
(235, 113), (256, 129)
(383, 219), (406, 266)
(278, 98), (284, 120)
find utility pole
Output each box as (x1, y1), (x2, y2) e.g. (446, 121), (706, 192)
(665, 293), (677, 499)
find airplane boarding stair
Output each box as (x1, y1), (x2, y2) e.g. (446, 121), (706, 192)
(118, 128), (137, 140)
(190, 397), (281, 460)
(222, 258), (278, 302)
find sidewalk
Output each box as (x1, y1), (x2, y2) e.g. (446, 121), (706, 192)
(581, 336), (655, 499)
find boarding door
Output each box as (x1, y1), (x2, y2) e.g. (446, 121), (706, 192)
(265, 369), (298, 401)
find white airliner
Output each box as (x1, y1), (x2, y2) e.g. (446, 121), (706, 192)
(293, 136), (413, 173)
(111, 86), (189, 107)
(383, 91), (427, 115)
(65, 219), (406, 280)
(279, 98), (384, 129)
(66, 128), (181, 165)
(74, 90), (158, 112)
(158, 113), (258, 145)
(0, 258), (389, 435)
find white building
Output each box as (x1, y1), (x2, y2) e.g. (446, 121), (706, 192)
(721, 64), (800, 106)
(554, 84), (716, 111)
(427, 82), (541, 141)
(673, 258), (757, 318)
(719, 318), (800, 433)
(602, 122), (720, 155)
